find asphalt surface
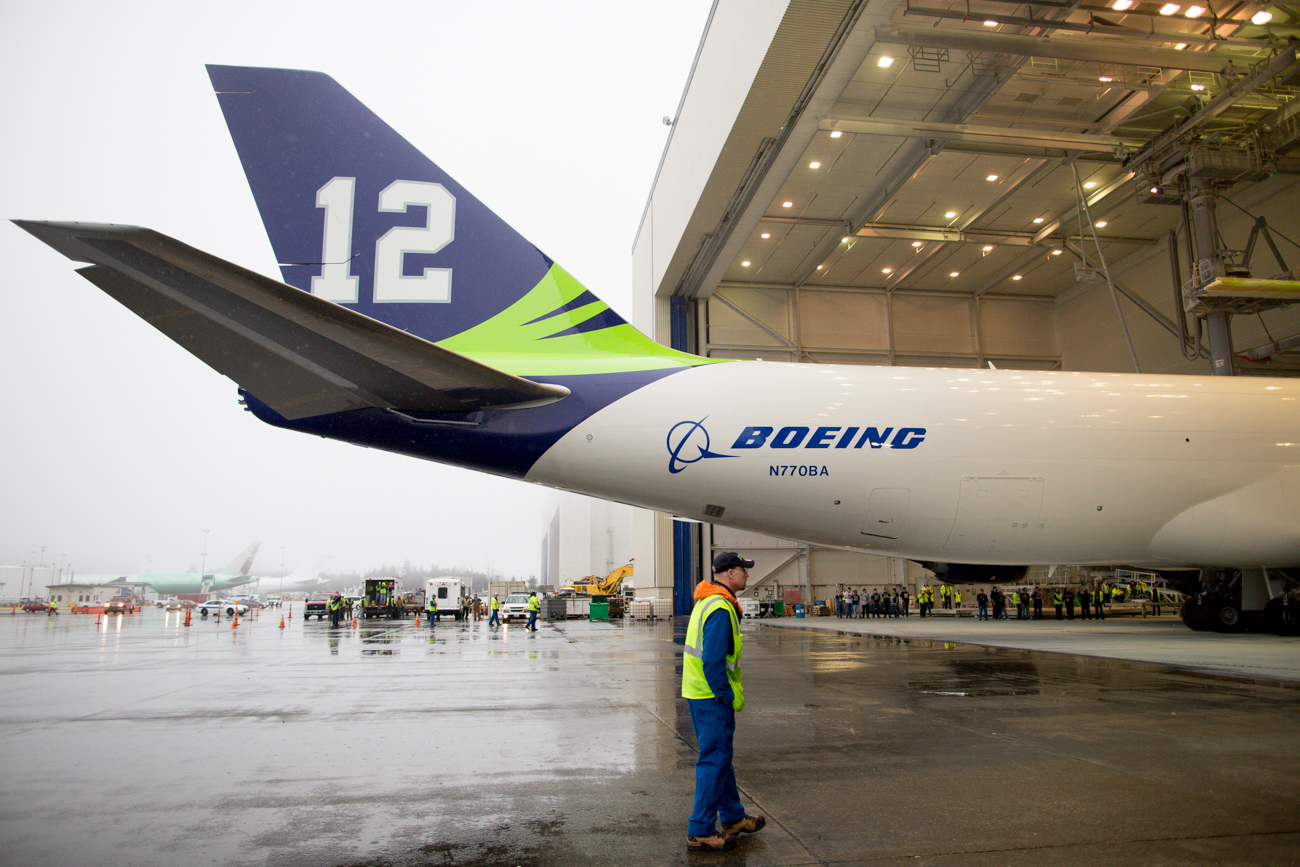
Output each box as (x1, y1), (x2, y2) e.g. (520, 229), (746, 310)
(1, 606), (1297, 866)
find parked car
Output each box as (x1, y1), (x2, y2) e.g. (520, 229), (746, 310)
(502, 593), (532, 622)
(164, 599), (196, 611)
(197, 599), (249, 618)
(21, 600), (50, 613)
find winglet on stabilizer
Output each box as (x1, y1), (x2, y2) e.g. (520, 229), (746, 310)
(14, 220), (570, 420)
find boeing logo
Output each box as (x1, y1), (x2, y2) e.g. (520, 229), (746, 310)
(732, 425), (926, 450)
(668, 420), (928, 474)
(666, 418), (733, 474)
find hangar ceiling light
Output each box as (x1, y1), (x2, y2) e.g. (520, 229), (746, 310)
(761, 233), (771, 239)
(1112, 0), (1132, 8)
(986, 174), (999, 181)
(878, 56), (894, 68)
(945, 211), (957, 218)
(809, 161), (821, 168)
(1252, 11), (1272, 24)
(1185, 5), (1205, 17)
(829, 130), (842, 138)
(1160, 3), (1180, 15)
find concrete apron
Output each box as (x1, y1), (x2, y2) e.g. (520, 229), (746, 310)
(1, 607), (1297, 866)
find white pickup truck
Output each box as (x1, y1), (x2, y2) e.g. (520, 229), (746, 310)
(502, 592), (532, 622)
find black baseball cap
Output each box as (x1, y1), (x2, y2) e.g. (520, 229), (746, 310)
(712, 552), (755, 573)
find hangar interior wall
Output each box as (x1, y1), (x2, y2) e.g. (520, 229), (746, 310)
(707, 286), (1059, 368)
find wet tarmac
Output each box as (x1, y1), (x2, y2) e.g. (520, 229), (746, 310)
(1, 606), (1298, 866)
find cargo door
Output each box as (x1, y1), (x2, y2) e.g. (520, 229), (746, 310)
(861, 487), (910, 539)
(944, 476), (1044, 553)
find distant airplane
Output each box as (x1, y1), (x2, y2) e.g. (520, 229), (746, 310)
(15, 66), (1299, 634)
(240, 556), (326, 595)
(76, 542), (261, 597)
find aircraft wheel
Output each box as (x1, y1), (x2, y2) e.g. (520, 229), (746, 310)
(1180, 599), (1209, 631)
(1277, 601), (1300, 637)
(1209, 600), (1244, 633)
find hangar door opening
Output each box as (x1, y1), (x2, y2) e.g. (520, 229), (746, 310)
(944, 476), (1044, 553)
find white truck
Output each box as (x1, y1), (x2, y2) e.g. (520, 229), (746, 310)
(425, 577), (468, 621)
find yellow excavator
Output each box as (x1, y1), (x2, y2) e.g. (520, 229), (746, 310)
(562, 564), (632, 598)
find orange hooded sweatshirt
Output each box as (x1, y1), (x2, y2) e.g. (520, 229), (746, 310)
(693, 579), (739, 610)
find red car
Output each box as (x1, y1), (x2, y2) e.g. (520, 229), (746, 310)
(21, 601), (50, 613)
(105, 597), (135, 614)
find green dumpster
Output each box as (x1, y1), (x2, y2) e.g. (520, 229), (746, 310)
(773, 600), (785, 617)
(590, 602), (609, 621)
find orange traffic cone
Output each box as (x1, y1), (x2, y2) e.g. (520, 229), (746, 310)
(279, 613), (285, 629)
(184, 609), (191, 627)
(352, 616), (358, 629)
(232, 611), (239, 629)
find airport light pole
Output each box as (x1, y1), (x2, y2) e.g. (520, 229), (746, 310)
(200, 529), (209, 584)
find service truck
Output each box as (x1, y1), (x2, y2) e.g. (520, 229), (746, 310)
(425, 577), (468, 621)
(360, 577), (409, 619)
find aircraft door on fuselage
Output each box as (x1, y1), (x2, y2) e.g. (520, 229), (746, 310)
(861, 487), (910, 539)
(944, 476), (1044, 553)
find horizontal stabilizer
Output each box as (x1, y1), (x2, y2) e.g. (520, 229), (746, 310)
(14, 221), (570, 419)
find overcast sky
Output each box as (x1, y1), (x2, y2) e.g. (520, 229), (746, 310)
(1, 0), (711, 579)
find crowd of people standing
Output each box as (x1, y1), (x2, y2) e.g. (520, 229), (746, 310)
(835, 582), (1132, 621)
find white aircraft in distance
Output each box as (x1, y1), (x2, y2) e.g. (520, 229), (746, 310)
(15, 66), (1299, 635)
(241, 556), (327, 595)
(75, 541), (261, 598)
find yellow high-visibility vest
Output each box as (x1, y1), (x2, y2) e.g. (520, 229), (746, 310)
(681, 595), (744, 711)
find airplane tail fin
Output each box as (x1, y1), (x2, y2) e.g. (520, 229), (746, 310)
(218, 541), (261, 577)
(286, 556), (326, 587)
(206, 65), (704, 378)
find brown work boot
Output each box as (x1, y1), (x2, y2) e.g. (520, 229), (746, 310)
(686, 831), (736, 851)
(720, 814), (766, 835)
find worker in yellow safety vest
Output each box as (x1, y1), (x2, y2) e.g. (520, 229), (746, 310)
(488, 595), (500, 627)
(525, 592), (540, 632)
(682, 551), (765, 851)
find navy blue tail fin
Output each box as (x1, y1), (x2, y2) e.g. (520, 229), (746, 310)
(206, 64), (553, 344)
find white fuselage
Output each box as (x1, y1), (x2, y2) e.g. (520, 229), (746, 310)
(528, 364), (1300, 568)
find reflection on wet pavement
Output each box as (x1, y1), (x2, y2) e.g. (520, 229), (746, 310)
(1, 608), (1297, 866)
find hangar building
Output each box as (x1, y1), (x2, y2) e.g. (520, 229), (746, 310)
(543, 0), (1300, 611)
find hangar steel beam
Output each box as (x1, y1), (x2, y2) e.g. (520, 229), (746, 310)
(877, 22), (1250, 69)
(852, 222), (1153, 247)
(1128, 48), (1300, 171)
(819, 115), (1145, 152)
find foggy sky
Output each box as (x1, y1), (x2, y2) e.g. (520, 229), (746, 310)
(0, 0), (711, 580)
